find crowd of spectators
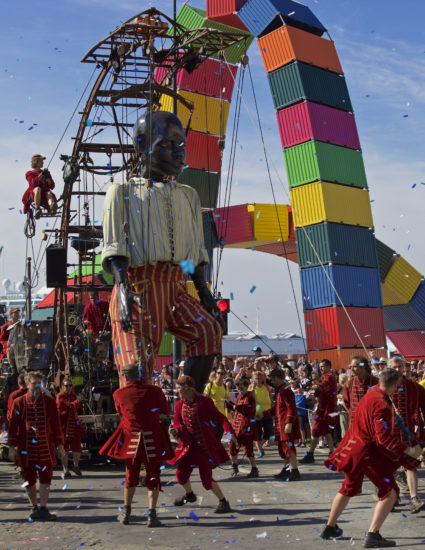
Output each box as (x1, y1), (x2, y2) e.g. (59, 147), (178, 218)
(154, 350), (425, 452)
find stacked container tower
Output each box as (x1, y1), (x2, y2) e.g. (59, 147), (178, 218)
(152, 0), (425, 365)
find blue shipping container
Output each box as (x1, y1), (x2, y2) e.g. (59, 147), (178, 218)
(383, 304), (425, 332)
(410, 280), (425, 322)
(301, 265), (382, 310)
(238, 0), (326, 38)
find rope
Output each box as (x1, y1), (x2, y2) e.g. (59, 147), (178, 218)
(222, 52), (371, 358)
(247, 62), (306, 354)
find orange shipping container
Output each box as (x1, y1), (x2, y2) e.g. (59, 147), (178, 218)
(258, 25), (343, 75)
(308, 348), (387, 371)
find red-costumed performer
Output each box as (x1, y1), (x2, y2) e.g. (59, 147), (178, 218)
(99, 364), (174, 527)
(168, 375), (235, 513)
(300, 359), (338, 464)
(269, 367), (302, 481)
(320, 368), (423, 548)
(225, 377), (259, 478)
(22, 154), (57, 219)
(8, 371), (64, 521)
(343, 355), (379, 426)
(56, 377), (86, 479)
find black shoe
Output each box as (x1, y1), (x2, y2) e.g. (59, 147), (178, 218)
(117, 505), (131, 525)
(147, 509), (163, 527)
(174, 492), (197, 506)
(34, 207), (42, 220)
(28, 506), (40, 521)
(39, 507), (57, 521)
(215, 498), (231, 514)
(363, 532), (396, 548)
(275, 468), (301, 481)
(300, 452), (314, 464)
(274, 467), (290, 479)
(232, 464), (239, 477)
(320, 524), (343, 539)
(246, 466), (259, 478)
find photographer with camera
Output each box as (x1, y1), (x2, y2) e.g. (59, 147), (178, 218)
(22, 154), (58, 219)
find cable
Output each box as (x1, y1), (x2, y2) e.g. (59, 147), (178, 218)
(222, 52), (371, 357)
(246, 62), (307, 354)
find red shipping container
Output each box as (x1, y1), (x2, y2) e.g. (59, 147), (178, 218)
(277, 102), (361, 150)
(305, 306), (386, 351)
(214, 204), (253, 246)
(206, 0), (249, 31)
(154, 55), (238, 101)
(386, 330), (425, 358)
(255, 241), (298, 263)
(185, 131), (222, 172)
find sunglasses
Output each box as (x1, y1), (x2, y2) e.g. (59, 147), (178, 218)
(64, 384), (72, 387)
(217, 372), (225, 375)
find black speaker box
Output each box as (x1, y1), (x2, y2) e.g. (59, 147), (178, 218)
(46, 246), (67, 287)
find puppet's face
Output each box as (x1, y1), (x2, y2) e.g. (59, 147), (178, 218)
(133, 111), (186, 180)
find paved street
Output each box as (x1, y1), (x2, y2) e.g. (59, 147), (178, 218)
(0, 448), (424, 550)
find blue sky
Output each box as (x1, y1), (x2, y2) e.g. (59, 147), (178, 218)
(1, 0), (425, 337)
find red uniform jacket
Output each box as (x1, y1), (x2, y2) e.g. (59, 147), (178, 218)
(100, 380), (173, 462)
(56, 390), (85, 441)
(343, 374), (379, 425)
(7, 387), (28, 421)
(169, 394), (232, 467)
(83, 301), (110, 337)
(22, 169), (57, 213)
(325, 386), (416, 475)
(314, 371), (338, 424)
(0, 321), (14, 360)
(273, 382), (301, 442)
(8, 392), (63, 468)
(229, 391), (257, 440)
(392, 376), (425, 443)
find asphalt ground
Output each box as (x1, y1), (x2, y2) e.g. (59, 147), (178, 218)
(0, 447), (424, 550)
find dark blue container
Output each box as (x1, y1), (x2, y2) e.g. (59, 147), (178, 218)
(383, 304), (425, 332)
(410, 280), (425, 322)
(238, 0), (326, 37)
(300, 265), (382, 310)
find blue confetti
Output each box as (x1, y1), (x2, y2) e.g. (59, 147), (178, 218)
(189, 511), (200, 521)
(250, 285), (256, 294)
(179, 259), (195, 274)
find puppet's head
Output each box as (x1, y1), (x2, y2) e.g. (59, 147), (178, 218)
(133, 111), (186, 181)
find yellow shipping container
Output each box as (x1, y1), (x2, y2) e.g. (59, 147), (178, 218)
(290, 181), (373, 228)
(380, 281), (406, 306)
(247, 203), (289, 242)
(160, 91), (230, 136)
(382, 256), (422, 304)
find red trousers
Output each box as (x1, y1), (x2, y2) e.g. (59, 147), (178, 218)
(64, 434), (82, 454)
(312, 416), (336, 438)
(338, 452), (399, 499)
(229, 436), (254, 458)
(175, 446), (215, 490)
(277, 439), (296, 460)
(110, 263), (222, 383)
(125, 452), (162, 490)
(23, 464), (53, 487)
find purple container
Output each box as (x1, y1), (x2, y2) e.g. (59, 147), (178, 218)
(277, 101), (361, 150)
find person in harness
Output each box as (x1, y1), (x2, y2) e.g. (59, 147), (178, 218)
(22, 154), (58, 219)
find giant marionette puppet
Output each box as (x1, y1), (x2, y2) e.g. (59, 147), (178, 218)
(101, 110), (223, 391)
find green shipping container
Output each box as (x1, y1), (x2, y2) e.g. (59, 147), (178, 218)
(169, 5), (254, 65)
(178, 168), (219, 209)
(376, 239), (397, 282)
(296, 222), (378, 269)
(284, 141), (368, 189)
(268, 61), (352, 112)
(202, 211), (219, 250)
(158, 332), (186, 356)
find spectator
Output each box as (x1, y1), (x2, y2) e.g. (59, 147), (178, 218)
(251, 372), (273, 458)
(252, 346), (262, 358)
(337, 373), (349, 438)
(293, 382), (310, 447)
(204, 368), (229, 440)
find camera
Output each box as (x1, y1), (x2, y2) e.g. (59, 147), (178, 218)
(41, 168), (49, 178)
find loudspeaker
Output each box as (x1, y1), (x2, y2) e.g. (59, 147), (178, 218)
(46, 246), (67, 287)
